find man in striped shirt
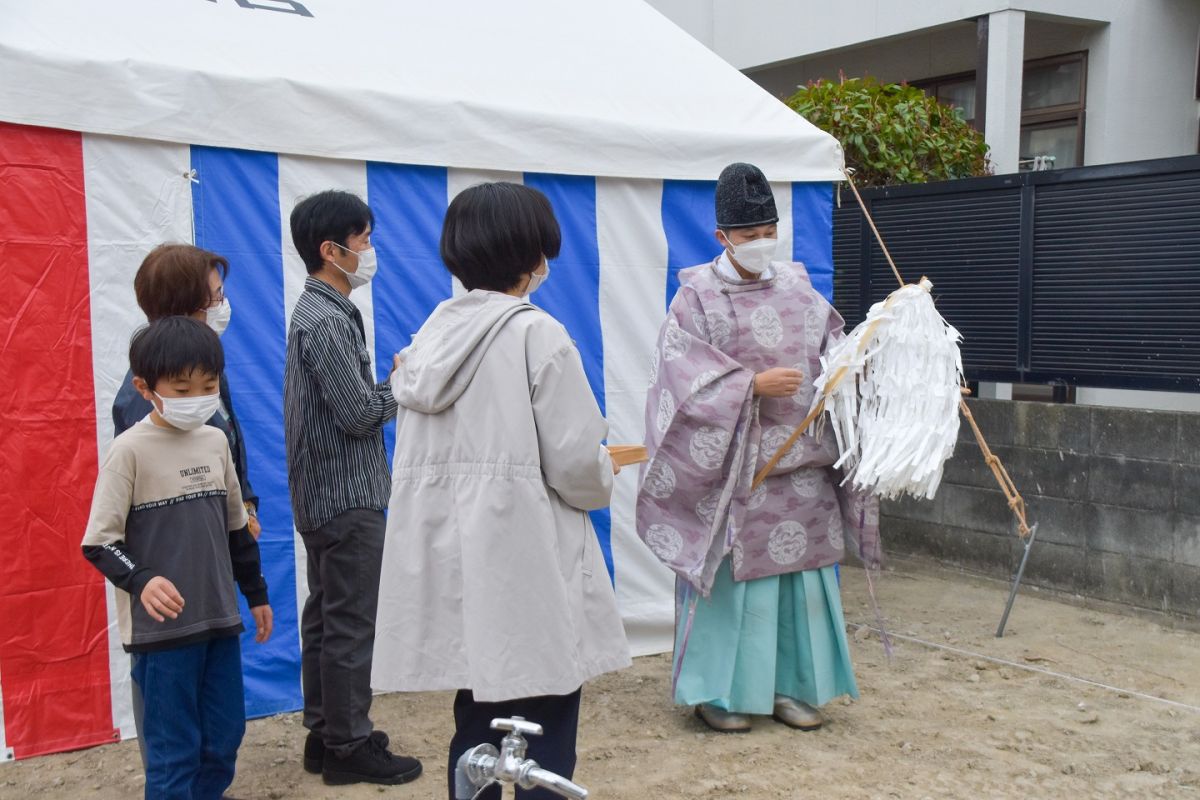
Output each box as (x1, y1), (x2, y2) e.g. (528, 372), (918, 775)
(283, 190), (421, 787)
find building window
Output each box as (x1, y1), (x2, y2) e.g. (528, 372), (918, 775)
(915, 72), (977, 126)
(1019, 53), (1087, 171)
(915, 52), (1087, 171)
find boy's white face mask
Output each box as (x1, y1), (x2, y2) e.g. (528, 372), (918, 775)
(155, 392), (220, 430)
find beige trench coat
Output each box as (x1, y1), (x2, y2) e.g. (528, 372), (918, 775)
(371, 291), (631, 702)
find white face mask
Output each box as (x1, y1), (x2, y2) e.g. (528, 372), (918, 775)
(206, 298), (232, 336)
(525, 261), (551, 295)
(332, 242), (378, 290)
(724, 236), (778, 275)
(154, 392), (220, 431)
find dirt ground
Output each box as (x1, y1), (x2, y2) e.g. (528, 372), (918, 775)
(4, 559), (1199, 800)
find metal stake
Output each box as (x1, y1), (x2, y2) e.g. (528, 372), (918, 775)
(996, 522), (1039, 638)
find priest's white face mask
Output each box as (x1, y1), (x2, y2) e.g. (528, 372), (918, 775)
(720, 229), (778, 275)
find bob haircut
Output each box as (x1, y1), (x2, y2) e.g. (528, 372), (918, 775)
(134, 244), (229, 321)
(439, 182), (561, 292)
(129, 316), (225, 392)
(290, 190), (375, 274)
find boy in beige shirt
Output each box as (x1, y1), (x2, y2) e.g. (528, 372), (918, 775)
(82, 316), (272, 800)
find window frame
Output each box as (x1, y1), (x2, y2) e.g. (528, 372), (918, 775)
(915, 51), (1088, 169)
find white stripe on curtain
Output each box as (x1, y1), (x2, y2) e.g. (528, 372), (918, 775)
(276, 155), (372, 640)
(596, 177), (675, 656)
(83, 133), (196, 739)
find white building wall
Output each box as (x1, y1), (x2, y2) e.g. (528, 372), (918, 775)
(647, 0), (1200, 412)
(649, 0), (1200, 166)
(704, 0), (1113, 72)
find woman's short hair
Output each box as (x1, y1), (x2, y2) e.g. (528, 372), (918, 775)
(134, 244), (228, 321)
(129, 316), (224, 391)
(440, 182), (561, 292)
(290, 190), (375, 274)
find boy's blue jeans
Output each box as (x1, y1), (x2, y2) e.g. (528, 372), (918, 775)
(131, 635), (245, 800)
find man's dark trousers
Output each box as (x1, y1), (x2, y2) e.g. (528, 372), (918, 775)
(300, 507), (385, 755)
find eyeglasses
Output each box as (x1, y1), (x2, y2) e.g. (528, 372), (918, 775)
(207, 285), (225, 308)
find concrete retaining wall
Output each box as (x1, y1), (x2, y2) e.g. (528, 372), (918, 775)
(881, 399), (1200, 617)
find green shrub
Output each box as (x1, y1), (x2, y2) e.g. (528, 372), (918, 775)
(787, 76), (991, 187)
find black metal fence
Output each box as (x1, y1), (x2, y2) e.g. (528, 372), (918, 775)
(832, 155), (1200, 392)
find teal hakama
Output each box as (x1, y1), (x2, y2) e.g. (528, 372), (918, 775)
(672, 559), (858, 714)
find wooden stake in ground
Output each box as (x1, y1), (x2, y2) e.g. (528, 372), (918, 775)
(757, 171), (1037, 635)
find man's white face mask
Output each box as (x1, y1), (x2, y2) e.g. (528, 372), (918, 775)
(724, 235), (777, 274)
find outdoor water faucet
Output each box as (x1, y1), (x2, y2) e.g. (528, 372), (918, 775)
(453, 716), (589, 799)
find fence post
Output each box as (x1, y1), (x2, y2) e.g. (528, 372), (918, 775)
(1017, 182), (1035, 377)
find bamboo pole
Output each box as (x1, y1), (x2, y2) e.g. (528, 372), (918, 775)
(755, 172), (1032, 538)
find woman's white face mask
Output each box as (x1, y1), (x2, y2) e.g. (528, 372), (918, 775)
(206, 298), (232, 336)
(525, 260), (551, 295)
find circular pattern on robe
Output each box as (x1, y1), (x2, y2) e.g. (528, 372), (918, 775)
(647, 350), (660, 387)
(748, 481), (768, 510)
(689, 426), (731, 470)
(761, 425), (804, 470)
(750, 305), (784, 349)
(690, 370), (723, 404)
(690, 311), (709, 339)
(804, 306), (825, 349)
(705, 311), (732, 349)
(767, 521), (809, 565)
(642, 460), (676, 500)
(774, 263), (799, 291)
(790, 468), (825, 498)
(645, 523), (684, 562)
(827, 513), (845, 550)
(662, 318), (690, 361)
(695, 489), (722, 527)
(731, 541), (745, 573)
(655, 389), (676, 434)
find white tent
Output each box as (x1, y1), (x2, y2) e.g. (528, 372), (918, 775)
(0, 0), (843, 760)
(0, 0), (842, 181)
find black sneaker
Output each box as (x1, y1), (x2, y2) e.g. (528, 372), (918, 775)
(304, 730), (391, 774)
(321, 735), (422, 786)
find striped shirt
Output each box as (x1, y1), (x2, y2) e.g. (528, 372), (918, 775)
(284, 277), (397, 532)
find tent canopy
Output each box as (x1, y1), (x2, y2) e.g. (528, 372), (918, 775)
(0, 0), (843, 182)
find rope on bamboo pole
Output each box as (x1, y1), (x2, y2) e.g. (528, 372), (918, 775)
(755, 171), (1032, 538)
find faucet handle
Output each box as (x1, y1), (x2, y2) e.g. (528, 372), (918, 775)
(491, 717), (544, 737)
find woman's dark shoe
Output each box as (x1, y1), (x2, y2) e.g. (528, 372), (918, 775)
(304, 730), (391, 774)
(321, 734), (422, 786)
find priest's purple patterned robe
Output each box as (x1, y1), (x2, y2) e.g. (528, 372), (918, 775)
(637, 258), (880, 596)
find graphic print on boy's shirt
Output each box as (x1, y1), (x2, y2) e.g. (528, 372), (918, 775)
(82, 418), (258, 652)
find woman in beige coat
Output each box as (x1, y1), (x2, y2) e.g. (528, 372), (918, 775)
(371, 182), (631, 799)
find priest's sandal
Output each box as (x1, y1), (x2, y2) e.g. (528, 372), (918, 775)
(695, 704), (752, 733)
(772, 696), (823, 730)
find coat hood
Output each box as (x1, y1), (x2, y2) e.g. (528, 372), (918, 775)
(392, 290), (535, 414)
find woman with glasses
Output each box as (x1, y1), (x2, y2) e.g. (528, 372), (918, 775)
(112, 244), (259, 539)
(111, 243), (262, 772)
